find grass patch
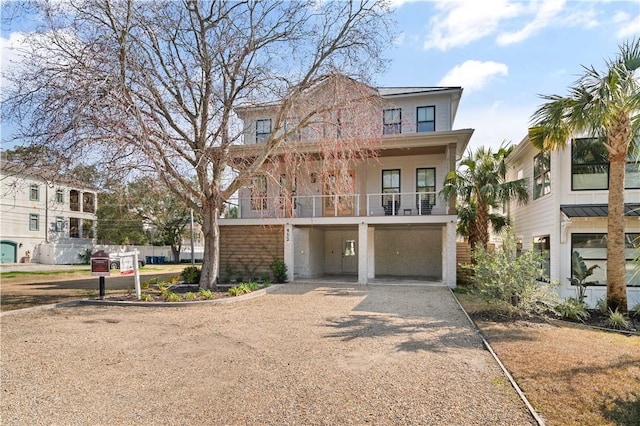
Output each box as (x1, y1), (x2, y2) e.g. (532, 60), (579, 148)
(457, 292), (640, 425)
(1, 268), (90, 279)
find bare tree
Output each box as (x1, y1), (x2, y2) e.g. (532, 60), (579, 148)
(2, 0), (394, 288)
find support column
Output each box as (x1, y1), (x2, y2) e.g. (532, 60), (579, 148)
(358, 162), (368, 216)
(358, 223), (368, 284)
(284, 224), (295, 282)
(448, 143), (457, 215)
(367, 226), (375, 279)
(442, 221), (457, 288)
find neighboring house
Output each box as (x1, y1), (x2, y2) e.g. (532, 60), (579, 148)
(0, 160), (98, 264)
(505, 136), (640, 308)
(219, 76), (473, 286)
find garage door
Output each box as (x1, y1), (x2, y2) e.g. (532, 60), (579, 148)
(1, 241), (17, 263)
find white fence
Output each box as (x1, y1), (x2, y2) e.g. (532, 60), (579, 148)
(35, 242), (204, 265)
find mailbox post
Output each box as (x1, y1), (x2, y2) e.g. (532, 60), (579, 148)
(90, 250), (110, 299)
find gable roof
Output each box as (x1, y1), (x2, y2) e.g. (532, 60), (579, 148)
(377, 87), (461, 97)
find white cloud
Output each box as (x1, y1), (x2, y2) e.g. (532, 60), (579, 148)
(614, 11), (640, 39)
(423, 0), (524, 51)
(456, 101), (534, 150)
(0, 32), (29, 93)
(497, 0), (565, 45)
(438, 60), (508, 92)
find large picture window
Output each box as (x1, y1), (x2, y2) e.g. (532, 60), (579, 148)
(572, 138), (640, 190)
(382, 169), (400, 214)
(416, 168), (435, 212)
(571, 233), (640, 287)
(250, 175), (267, 210)
(383, 108), (401, 135)
(533, 235), (550, 281)
(533, 152), (551, 199)
(416, 106), (435, 132)
(255, 119), (272, 144)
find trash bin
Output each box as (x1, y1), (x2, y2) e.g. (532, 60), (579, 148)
(152, 256), (159, 264)
(146, 256), (152, 264)
(159, 256), (166, 264)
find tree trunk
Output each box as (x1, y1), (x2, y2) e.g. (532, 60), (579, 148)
(171, 244), (180, 264)
(606, 156), (628, 312)
(199, 200), (220, 290)
(474, 201), (490, 250)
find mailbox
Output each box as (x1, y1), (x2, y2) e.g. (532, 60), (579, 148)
(90, 250), (110, 277)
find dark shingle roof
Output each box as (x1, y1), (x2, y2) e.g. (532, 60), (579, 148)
(560, 204), (640, 217)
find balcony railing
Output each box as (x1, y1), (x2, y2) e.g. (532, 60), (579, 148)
(227, 191), (440, 219)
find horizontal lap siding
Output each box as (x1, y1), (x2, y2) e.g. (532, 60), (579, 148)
(219, 225), (284, 279)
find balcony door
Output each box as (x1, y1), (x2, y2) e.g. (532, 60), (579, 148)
(323, 170), (355, 217)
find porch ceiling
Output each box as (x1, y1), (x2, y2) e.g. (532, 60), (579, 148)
(378, 145), (445, 157)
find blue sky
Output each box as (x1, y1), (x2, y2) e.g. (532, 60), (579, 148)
(380, 0), (640, 152)
(1, 0), (639, 153)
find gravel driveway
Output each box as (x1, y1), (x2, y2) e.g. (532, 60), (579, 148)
(1, 283), (535, 425)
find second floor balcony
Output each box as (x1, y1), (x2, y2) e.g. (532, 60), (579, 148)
(225, 191), (448, 220)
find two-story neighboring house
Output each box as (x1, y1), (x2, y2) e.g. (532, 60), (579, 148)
(506, 136), (639, 308)
(0, 160), (98, 264)
(218, 77), (473, 286)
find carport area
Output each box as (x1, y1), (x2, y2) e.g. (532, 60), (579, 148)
(2, 284), (535, 424)
(291, 223), (453, 285)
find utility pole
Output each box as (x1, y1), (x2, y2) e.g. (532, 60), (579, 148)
(190, 208), (195, 265)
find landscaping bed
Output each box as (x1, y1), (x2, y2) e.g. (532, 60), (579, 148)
(456, 292), (640, 426)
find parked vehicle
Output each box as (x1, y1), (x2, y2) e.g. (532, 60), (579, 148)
(108, 253), (145, 270)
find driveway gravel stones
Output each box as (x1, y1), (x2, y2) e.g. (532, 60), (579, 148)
(1, 283), (536, 425)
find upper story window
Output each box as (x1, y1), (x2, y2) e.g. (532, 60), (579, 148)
(29, 184), (39, 201)
(29, 213), (39, 231)
(533, 152), (551, 199)
(70, 190), (80, 212)
(416, 168), (436, 211)
(256, 119), (272, 144)
(416, 106), (435, 132)
(251, 175), (267, 210)
(383, 108), (401, 135)
(382, 169), (400, 213)
(572, 137), (640, 190)
(55, 189), (64, 203)
(283, 119), (300, 142)
(83, 193), (95, 213)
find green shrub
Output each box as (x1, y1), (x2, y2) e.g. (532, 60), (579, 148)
(140, 293), (153, 302)
(157, 282), (170, 295)
(165, 292), (182, 302)
(606, 309), (630, 330)
(470, 229), (559, 317)
(198, 288), (214, 299)
(556, 298), (590, 322)
(78, 248), (93, 265)
(270, 258), (288, 283)
(180, 266), (201, 284)
(228, 285), (245, 296)
(596, 298), (608, 314)
(183, 292), (197, 300)
(631, 303), (640, 319)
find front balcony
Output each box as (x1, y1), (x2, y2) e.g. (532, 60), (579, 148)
(226, 191), (445, 219)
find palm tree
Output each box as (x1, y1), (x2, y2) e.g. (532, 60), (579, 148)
(441, 145), (529, 250)
(529, 38), (640, 313)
